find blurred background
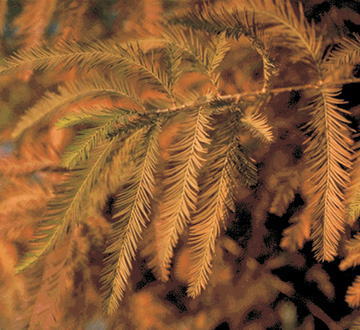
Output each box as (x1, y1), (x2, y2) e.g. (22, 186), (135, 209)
(1, 0), (360, 329)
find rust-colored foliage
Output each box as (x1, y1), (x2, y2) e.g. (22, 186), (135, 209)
(2, 0), (360, 329)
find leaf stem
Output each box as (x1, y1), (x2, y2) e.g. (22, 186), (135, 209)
(153, 77), (360, 114)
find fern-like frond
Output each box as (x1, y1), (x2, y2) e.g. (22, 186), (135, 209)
(169, 4), (291, 90)
(241, 104), (274, 143)
(56, 105), (142, 128)
(88, 126), (147, 215)
(163, 27), (209, 73)
(171, 0), (322, 70)
(187, 116), (257, 298)
(304, 88), (353, 261)
(242, 13), (278, 88)
(0, 39), (125, 74)
(207, 32), (229, 75)
(168, 4), (256, 41)
(246, 0), (322, 70)
(60, 121), (116, 170)
(59, 111), (141, 169)
(149, 107), (212, 281)
(169, 0), (317, 70)
(12, 74), (143, 139)
(163, 27), (229, 88)
(260, 42), (278, 88)
(56, 111), (98, 128)
(163, 43), (182, 101)
(0, 39), (169, 98)
(15, 138), (117, 274)
(88, 115), (160, 218)
(325, 34), (360, 70)
(346, 276), (360, 308)
(229, 143), (258, 188)
(101, 123), (161, 315)
(118, 44), (173, 100)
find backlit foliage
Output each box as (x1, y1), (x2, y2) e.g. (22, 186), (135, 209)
(2, 0), (360, 328)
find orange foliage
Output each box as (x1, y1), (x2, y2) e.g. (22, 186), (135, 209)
(2, 0), (360, 329)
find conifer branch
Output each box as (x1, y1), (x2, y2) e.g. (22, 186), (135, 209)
(163, 43), (182, 103)
(59, 110), (143, 169)
(168, 4), (259, 42)
(163, 27), (210, 73)
(163, 27), (229, 89)
(101, 123), (161, 314)
(119, 44), (174, 100)
(12, 75), (144, 139)
(150, 107), (212, 281)
(60, 120), (117, 170)
(240, 101), (274, 143)
(152, 77), (360, 115)
(246, 0), (323, 72)
(88, 127), (148, 215)
(304, 87), (353, 261)
(4, 0), (360, 320)
(0, 40), (170, 99)
(325, 34), (360, 71)
(187, 115), (256, 298)
(169, 0), (321, 71)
